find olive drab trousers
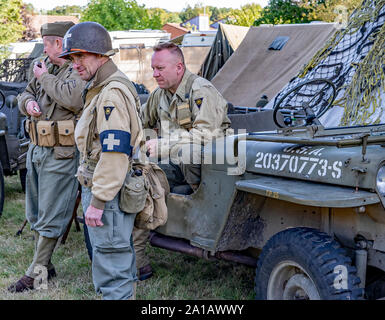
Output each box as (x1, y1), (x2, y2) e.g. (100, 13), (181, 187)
(133, 227), (151, 269)
(26, 144), (79, 239)
(81, 186), (137, 300)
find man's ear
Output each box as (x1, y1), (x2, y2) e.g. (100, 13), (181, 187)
(56, 38), (63, 50)
(176, 62), (184, 75)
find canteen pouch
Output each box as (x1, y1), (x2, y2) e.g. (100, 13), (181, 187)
(36, 120), (55, 147)
(57, 120), (75, 146)
(76, 164), (94, 188)
(134, 163), (169, 230)
(53, 146), (75, 160)
(119, 169), (149, 214)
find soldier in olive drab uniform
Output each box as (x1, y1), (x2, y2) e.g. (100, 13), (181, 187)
(59, 22), (143, 300)
(134, 42), (231, 281)
(8, 21), (86, 293)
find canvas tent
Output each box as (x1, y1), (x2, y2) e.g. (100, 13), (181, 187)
(211, 23), (337, 108)
(199, 23), (249, 80)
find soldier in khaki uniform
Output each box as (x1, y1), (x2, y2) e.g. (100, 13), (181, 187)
(8, 21), (85, 293)
(134, 42), (231, 280)
(59, 21), (143, 300)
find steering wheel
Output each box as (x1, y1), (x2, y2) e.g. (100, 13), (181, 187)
(273, 78), (336, 128)
(0, 90), (5, 111)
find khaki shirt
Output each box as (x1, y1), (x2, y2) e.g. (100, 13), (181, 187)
(142, 69), (231, 159)
(18, 58), (85, 121)
(75, 60), (143, 210)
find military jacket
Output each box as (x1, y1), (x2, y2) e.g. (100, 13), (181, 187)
(75, 60), (143, 210)
(141, 69), (231, 159)
(18, 58), (85, 121)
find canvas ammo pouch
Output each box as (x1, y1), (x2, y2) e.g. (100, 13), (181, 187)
(36, 120), (56, 147)
(34, 120), (76, 147)
(119, 168), (149, 214)
(53, 146), (76, 160)
(175, 73), (198, 130)
(176, 102), (192, 129)
(57, 120), (75, 146)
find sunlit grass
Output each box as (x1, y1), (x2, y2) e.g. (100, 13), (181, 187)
(0, 175), (255, 300)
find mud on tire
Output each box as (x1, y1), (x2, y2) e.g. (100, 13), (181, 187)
(254, 227), (363, 300)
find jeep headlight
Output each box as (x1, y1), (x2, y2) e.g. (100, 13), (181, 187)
(376, 166), (385, 194)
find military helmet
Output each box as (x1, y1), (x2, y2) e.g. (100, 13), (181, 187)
(59, 21), (116, 59)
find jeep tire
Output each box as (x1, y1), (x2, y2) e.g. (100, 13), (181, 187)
(254, 227), (363, 300)
(0, 161), (4, 216)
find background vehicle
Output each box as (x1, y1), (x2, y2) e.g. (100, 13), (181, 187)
(148, 81), (385, 300)
(0, 56), (35, 216)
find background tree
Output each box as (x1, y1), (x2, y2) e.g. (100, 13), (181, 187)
(46, 5), (84, 16)
(310, 0), (362, 22)
(254, 0), (321, 25)
(81, 0), (162, 30)
(228, 3), (263, 26)
(0, 0), (25, 61)
(20, 3), (37, 41)
(179, 3), (211, 22)
(147, 8), (182, 25)
(207, 6), (232, 22)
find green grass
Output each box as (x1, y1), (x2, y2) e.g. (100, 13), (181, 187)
(0, 175), (255, 300)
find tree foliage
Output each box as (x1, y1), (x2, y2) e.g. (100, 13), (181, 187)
(310, 0), (362, 22)
(20, 3), (37, 41)
(254, 0), (319, 25)
(81, 0), (162, 31)
(228, 3), (263, 27)
(254, 0), (362, 26)
(179, 3), (209, 22)
(147, 8), (182, 25)
(46, 5), (83, 16)
(0, 0), (25, 44)
(0, 0), (25, 60)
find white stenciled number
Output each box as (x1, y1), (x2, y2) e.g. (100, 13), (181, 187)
(271, 154), (280, 170)
(318, 159), (328, 177)
(308, 157), (319, 175)
(280, 154), (290, 171)
(298, 156), (309, 174)
(332, 161), (343, 179)
(289, 156), (298, 173)
(263, 153), (272, 169)
(255, 152), (263, 168)
(333, 265), (348, 290)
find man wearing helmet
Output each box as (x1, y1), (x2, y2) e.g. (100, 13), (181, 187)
(8, 21), (85, 293)
(59, 21), (143, 300)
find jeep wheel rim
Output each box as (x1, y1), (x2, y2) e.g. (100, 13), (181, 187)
(267, 260), (321, 300)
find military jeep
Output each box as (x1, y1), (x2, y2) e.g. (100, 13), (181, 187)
(141, 78), (385, 300)
(0, 57), (35, 216)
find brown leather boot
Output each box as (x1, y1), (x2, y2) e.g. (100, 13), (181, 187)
(7, 275), (34, 293)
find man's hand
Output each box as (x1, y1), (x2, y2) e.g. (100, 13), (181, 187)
(85, 205), (104, 227)
(145, 139), (158, 157)
(26, 100), (42, 117)
(33, 61), (48, 80)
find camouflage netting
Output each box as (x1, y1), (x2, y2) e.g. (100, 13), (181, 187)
(273, 0), (385, 126)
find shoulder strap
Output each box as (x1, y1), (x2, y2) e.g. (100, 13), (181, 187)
(108, 76), (142, 112)
(184, 73), (199, 105)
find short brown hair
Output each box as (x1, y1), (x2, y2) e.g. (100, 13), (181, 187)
(153, 42), (185, 65)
